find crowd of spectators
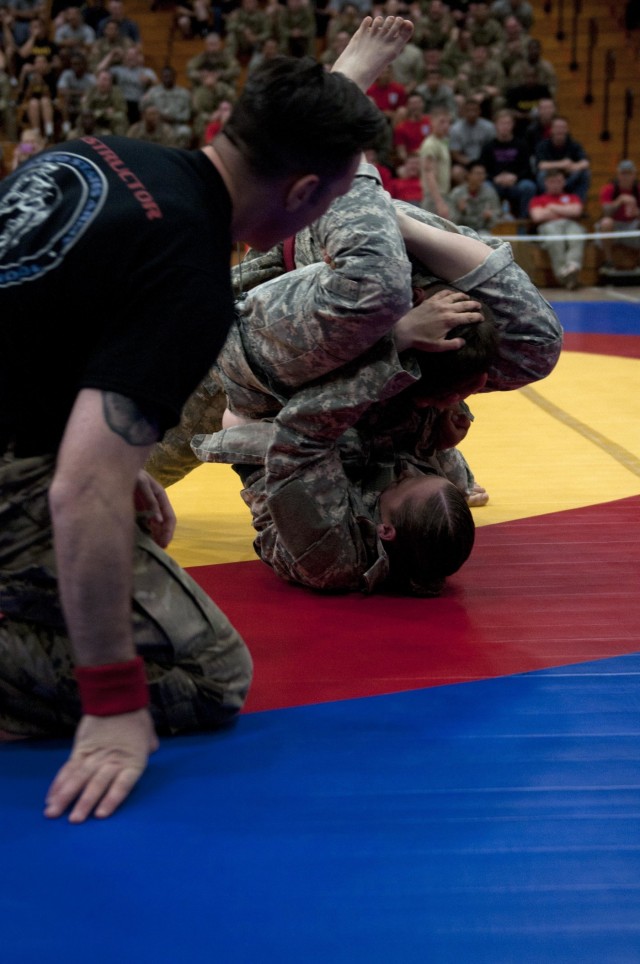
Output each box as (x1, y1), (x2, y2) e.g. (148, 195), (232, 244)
(0, 0), (638, 278)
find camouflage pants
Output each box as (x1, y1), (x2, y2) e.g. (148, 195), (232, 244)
(0, 451), (253, 737)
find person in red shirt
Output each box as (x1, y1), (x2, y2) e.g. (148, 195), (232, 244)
(389, 153), (423, 205)
(595, 159), (640, 272)
(529, 168), (586, 289)
(392, 91), (431, 164)
(366, 63), (407, 120)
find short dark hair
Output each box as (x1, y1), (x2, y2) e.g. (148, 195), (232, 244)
(385, 480), (475, 596)
(410, 286), (499, 401)
(222, 56), (386, 179)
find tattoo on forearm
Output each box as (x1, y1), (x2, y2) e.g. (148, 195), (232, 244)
(102, 392), (161, 446)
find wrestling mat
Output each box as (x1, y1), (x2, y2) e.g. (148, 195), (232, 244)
(3, 299), (640, 963)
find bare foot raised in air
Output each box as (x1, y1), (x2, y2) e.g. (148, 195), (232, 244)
(331, 15), (414, 92)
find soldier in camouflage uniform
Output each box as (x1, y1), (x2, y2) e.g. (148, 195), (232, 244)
(146, 160), (563, 491)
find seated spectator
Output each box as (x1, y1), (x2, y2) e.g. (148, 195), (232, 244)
(14, 51), (56, 139)
(595, 159), (640, 272)
(490, 0), (534, 31)
(441, 26), (474, 83)
(81, 64), (127, 134)
(191, 65), (236, 145)
(96, 0), (140, 44)
(479, 107), (536, 218)
(67, 103), (97, 137)
(505, 64), (551, 139)
(366, 63), (407, 121)
(392, 91), (431, 165)
(173, 0), (214, 40)
(54, 5), (95, 55)
(320, 27), (350, 69)
(448, 97), (496, 186)
(109, 45), (157, 125)
(325, 1), (362, 46)
(389, 153), (423, 205)
(224, 0), (270, 63)
(186, 31), (241, 89)
(275, 0), (317, 58)
(455, 43), (506, 119)
(498, 13), (530, 77)
(140, 64), (193, 149)
(529, 168), (586, 289)
(467, 0), (505, 54)
(56, 48), (96, 133)
(534, 115), (591, 202)
(246, 35), (281, 74)
(126, 101), (177, 145)
(6, 0), (47, 48)
(419, 105), (453, 219)
(415, 67), (458, 120)
(88, 15), (132, 71)
(523, 95), (556, 166)
(508, 37), (557, 98)
(388, 34), (424, 94)
(448, 160), (501, 236)
(13, 16), (62, 81)
(412, 0), (455, 51)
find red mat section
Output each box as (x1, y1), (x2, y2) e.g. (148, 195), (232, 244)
(188, 495), (640, 713)
(562, 332), (640, 358)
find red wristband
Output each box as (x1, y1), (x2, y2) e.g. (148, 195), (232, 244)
(74, 656), (149, 716)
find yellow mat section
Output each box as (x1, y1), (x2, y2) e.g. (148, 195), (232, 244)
(167, 351), (640, 569)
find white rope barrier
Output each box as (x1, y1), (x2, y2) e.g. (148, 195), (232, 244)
(492, 229), (640, 243)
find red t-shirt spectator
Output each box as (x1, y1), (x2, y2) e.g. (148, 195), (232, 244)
(366, 79), (408, 115)
(389, 174), (422, 204)
(393, 115), (432, 157)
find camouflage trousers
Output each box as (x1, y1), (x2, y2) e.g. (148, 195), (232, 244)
(0, 451), (253, 737)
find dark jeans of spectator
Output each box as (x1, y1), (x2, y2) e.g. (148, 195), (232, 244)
(495, 179), (537, 218)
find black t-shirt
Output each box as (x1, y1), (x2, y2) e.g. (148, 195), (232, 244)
(0, 136), (234, 456)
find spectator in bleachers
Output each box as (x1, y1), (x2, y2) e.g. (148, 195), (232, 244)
(13, 15), (62, 80)
(479, 107), (536, 217)
(412, 0), (455, 51)
(140, 63), (193, 148)
(109, 45), (157, 125)
(448, 97), (496, 186)
(441, 25), (474, 82)
(455, 42), (505, 119)
(490, 0), (533, 32)
(80, 0), (110, 34)
(10, 123), (44, 166)
(247, 35), (281, 73)
(523, 94), (555, 162)
(595, 159), (640, 272)
(224, 0), (270, 62)
(191, 63), (236, 143)
(56, 48), (96, 133)
(505, 64), (551, 139)
(529, 168), (586, 289)
(325, 1), (363, 45)
(508, 37), (556, 97)
(367, 62), (407, 120)
(54, 5), (96, 56)
(202, 96), (232, 144)
(174, 0), (215, 40)
(419, 105), (452, 218)
(448, 160), (501, 235)
(126, 101), (177, 144)
(81, 64), (128, 133)
(5, 0), (46, 48)
(275, 0), (317, 58)
(389, 152), (422, 205)
(96, 0), (140, 44)
(89, 15), (133, 71)
(392, 90), (431, 164)
(533, 115), (590, 202)
(467, 0), (505, 54)
(186, 32), (241, 89)
(14, 51), (56, 138)
(415, 66), (457, 120)
(67, 103), (97, 136)
(387, 32), (423, 93)
(498, 14), (529, 77)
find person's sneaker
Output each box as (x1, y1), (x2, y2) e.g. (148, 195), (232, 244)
(560, 262), (581, 289)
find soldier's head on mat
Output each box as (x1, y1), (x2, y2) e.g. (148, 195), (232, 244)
(377, 470), (475, 598)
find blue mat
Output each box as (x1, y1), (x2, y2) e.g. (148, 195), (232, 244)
(553, 300), (640, 336)
(3, 653), (640, 964)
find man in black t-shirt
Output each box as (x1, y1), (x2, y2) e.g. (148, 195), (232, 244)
(0, 14), (413, 823)
(479, 107), (536, 218)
